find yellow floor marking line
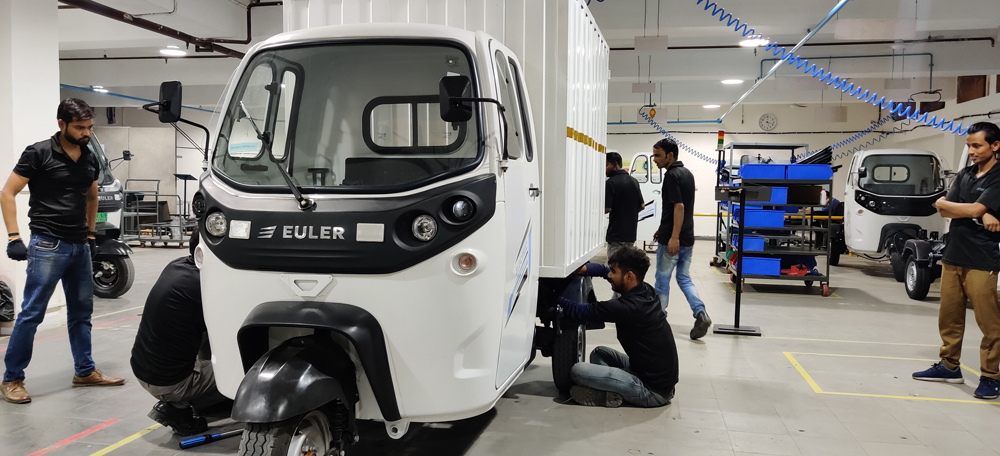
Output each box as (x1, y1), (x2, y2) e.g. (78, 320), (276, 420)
(784, 351), (995, 406)
(88, 423), (162, 456)
(788, 352), (982, 376)
(767, 336), (977, 349)
(784, 351), (823, 393)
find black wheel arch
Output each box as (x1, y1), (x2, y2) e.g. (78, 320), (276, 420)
(235, 301), (401, 422)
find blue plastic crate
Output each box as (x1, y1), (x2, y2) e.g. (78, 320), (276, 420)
(740, 164), (787, 180)
(767, 187), (788, 205)
(731, 203), (763, 212)
(786, 164), (833, 180)
(732, 235), (765, 251)
(740, 257), (781, 276)
(734, 209), (785, 228)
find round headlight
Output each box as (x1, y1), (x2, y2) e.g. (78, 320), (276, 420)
(412, 215), (437, 242)
(205, 212), (228, 237)
(451, 198), (474, 222)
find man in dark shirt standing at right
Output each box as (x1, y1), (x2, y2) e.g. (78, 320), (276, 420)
(132, 230), (225, 435)
(651, 139), (712, 340)
(605, 152), (644, 260)
(913, 122), (1000, 400)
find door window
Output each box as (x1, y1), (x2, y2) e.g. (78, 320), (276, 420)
(507, 58), (534, 162)
(631, 155), (649, 183)
(494, 50), (524, 160)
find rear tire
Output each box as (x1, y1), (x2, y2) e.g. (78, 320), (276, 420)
(552, 323), (586, 393)
(93, 256), (135, 299)
(829, 239), (843, 266)
(890, 251), (905, 282)
(238, 410), (332, 456)
(905, 256), (932, 301)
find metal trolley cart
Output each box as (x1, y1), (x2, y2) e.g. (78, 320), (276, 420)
(712, 143), (809, 267)
(726, 169), (834, 297)
(122, 178), (196, 248)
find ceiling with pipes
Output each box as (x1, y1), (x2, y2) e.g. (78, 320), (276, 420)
(57, 0), (1000, 112)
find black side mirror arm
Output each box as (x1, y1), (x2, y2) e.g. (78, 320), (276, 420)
(452, 97), (507, 160)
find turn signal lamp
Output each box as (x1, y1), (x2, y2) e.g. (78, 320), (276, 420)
(458, 253), (477, 271)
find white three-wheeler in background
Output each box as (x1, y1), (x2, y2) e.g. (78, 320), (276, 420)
(148, 1), (610, 455)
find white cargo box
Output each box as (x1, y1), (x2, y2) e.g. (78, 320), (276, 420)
(283, 0), (609, 278)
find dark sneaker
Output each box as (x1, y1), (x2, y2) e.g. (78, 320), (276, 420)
(148, 402), (209, 436)
(974, 376), (1000, 400)
(690, 311), (712, 340)
(912, 362), (964, 383)
(570, 385), (623, 408)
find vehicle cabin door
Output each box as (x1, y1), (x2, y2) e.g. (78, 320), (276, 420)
(629, 153), (662, 250)
(490, 41), (540, 388)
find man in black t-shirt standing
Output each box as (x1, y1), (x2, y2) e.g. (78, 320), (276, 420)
(1, 99), (125, 404)
(913, 122), (1000, 400)
(132, 230), (226, 435)
(605, 152), (645, 259)
(651, 139), (712, 340)
(557, 245), (677, 408)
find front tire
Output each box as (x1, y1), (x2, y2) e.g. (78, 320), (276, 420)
(905, 256), (932, 301)
(239, 410), (333, 456)
(93, 256), (135, 298)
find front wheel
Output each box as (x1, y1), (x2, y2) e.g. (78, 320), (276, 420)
(239, 410), (333, 456)
(93, 256), (135, 298)
(905, 256), (932, 301)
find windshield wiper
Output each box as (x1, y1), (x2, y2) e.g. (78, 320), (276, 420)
(238, 101), (315, 211)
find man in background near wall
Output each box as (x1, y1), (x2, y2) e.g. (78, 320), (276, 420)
(651, 139), (712, 340)
(1, 98), (125, 404)
(914, 121), (1000, 400)
(605, 151), (645, 260)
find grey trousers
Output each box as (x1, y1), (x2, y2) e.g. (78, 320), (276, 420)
(137, 360), (225, 410)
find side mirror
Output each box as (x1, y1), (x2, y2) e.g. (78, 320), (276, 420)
(157, 81), (183, 123)
(122, 150), (133, 161)
(858, 167), (867, 179)
(439, 76), (473, 122)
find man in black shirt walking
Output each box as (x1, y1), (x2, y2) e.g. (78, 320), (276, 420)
(913, 122), (1000, 400)
(651, 139), (712, 340)
(557, 245), (678, 408)
(605, 152), (645, 259)
(132, 230), (226, 435)
(1, 99), (125, 404)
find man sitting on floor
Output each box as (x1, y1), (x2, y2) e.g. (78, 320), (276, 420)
(556, 245), (679, 407)
(130, 230), (227, 435)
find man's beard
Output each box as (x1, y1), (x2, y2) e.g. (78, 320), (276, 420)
(64, 131), (90, 146)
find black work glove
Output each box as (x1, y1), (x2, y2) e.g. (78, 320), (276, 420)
(7, 239), (27, 261)
(88, 238), (98, 259)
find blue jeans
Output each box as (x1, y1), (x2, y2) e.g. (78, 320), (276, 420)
(655, 244), (706, 318)
(4, 235), (95, 382)
(570, 346), (672, 407)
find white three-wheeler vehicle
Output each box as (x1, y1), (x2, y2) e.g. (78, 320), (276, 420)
(835, 148), (948, 298)
(148, 1), (609, 454)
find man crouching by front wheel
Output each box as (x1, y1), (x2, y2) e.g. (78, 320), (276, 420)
(556, 245), (678, 408)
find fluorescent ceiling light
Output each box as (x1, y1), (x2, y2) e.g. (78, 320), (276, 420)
(703, 104), (721, 109)
(91, 85), (108, 93)
(160, 47), (186, 56)
(739, 36), (769, 47)
(721, 79), (744, 85)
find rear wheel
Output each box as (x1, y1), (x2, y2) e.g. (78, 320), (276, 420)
(889, 251), (905, 282)
(905, 256), (932, 301)
(552, 323), (586, 393)
(93, 256), (135, 298)
(238, 410), (332, 456)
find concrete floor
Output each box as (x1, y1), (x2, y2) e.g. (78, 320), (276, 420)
(2, 240), (999, 456)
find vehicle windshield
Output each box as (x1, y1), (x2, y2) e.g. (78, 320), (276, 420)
(213, 42), (482, 192)
(859, 154), (944, 196)
(87, 132), (115, 187)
